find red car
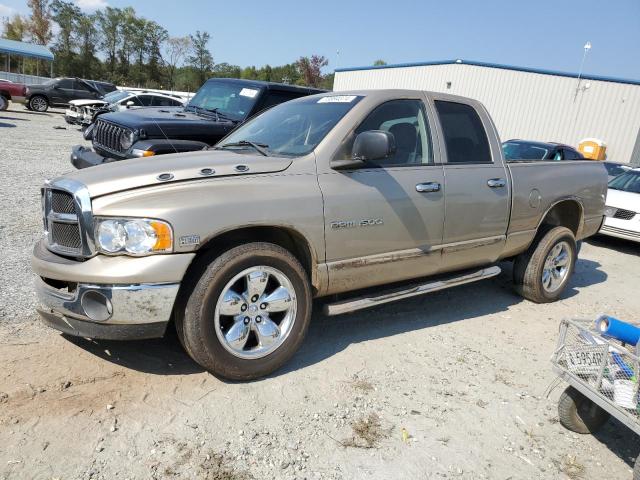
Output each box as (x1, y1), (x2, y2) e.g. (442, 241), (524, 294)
(0, 79), (27, 111)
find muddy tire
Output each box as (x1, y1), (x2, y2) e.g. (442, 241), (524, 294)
(0, 95), (8, 111)
(558, 386), (609, 434)
(29, 95), (48, 112)
(513, 226), (577, 303)
(177, 242), (312, 381)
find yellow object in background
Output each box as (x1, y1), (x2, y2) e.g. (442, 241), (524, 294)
(578, 138), (607, 160)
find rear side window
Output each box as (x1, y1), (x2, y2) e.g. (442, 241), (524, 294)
(435, 100), (492, 164)
(152, 96), (182, 107)
(58, 79), (73, 89)
(563, 149), (583, 160)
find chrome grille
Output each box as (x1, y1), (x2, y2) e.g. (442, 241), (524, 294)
(50, 222), (82, 249)
(94, 119), (130, 153)
(613, 208), (636, 220)
(42, 185), (92, 257)
(51, 190), (75, 214)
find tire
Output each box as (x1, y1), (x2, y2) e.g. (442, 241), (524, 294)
(29, 95), (48, 112)
(513, 226), (577, 303)
(0, 95), (8, 111)
(634, 455), (640, 480)
(558, 386), (610, 434)
(177, 242), (312, 380)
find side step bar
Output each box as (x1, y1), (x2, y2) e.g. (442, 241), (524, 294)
(323, 266), (501, 316)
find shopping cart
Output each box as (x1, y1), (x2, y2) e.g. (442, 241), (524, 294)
(551, 318), (640, 479)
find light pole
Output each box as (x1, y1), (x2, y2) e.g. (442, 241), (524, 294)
(574, 41), (592, 101)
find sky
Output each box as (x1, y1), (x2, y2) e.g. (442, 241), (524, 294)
(1, 0), (639, 80)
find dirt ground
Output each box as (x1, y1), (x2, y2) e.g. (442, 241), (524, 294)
(1, 106), (640, 480)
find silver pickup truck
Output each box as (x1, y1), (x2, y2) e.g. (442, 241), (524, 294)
(32, 90), (607, 380)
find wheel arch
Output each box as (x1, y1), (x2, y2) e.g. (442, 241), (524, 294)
(184, 225), (320, 294)
(536, 198), (584, 238)
(0, 90), (10, 100)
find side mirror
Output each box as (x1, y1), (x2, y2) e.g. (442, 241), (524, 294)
(126, 100), (135, 108)
(331, 130), (396, 170)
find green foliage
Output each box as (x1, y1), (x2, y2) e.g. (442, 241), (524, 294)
(5, 2), (332, 91)
(373, 59), (387, 66)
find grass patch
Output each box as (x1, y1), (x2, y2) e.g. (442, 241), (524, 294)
(342, 413), (387, 449)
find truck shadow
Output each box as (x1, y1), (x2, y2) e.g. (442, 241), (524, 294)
(281, 258), (607, 376)
(60, 257), (606, 379)
(0, 122), (16, 128)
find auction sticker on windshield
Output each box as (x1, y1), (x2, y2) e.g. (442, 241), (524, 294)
(318, 95), (358, 103)
(240, 88), (259, 98)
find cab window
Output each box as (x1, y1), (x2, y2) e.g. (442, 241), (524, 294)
(435, 100), (492, 164)
(353, 99), (433, 166)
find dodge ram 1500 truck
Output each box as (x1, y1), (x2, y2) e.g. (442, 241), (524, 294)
(32, 90), (608, 380)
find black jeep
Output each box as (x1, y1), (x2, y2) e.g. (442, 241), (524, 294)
(71, 78), (324, 169)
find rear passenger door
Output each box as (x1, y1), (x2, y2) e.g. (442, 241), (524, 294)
(433, 98), (510, 270)
(51, 79), (75, 105)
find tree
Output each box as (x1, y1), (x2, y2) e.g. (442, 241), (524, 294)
(165, 36), (191, 89)
(188, 31), (214, 85)
(2, 14), (29, 41)
(27, 0), (52, 45)
(373, 59), (387, 66)
(296, 55), (328, 88)
(76, 13), (100, 78)
(50, 0), (82, 76)
(97, 6), (123, 78)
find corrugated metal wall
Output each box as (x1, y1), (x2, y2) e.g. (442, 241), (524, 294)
(334, 64), (640, 164)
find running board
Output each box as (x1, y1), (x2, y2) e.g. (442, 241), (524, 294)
(323, 266), (501, 316)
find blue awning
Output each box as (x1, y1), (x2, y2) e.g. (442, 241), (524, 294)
(0, 38), (54, 61)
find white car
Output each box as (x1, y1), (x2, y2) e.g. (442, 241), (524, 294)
(64, 90), (185, 126)
(601, 168), (640, 243)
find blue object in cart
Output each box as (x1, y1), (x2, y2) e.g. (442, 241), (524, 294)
(612, 351), (635, 379)
(596, 315), (640, 346)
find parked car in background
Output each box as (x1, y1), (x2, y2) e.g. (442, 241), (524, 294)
(65, 90), (186, 126)
(0, 79), (27, 111)
(603, 160), (633, 181)
(502, 140), (584, 161)
(71, 78), (324, 169)
(35, 90), (607, 380)
(600, 169), (640, 243)
(24, 77), (117, 112)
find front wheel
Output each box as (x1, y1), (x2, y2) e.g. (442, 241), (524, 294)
(513, 226), (577, 303)
(29, 95), (48, 112)
(177, 242), (312, 380)
(558, 386), (609, 434)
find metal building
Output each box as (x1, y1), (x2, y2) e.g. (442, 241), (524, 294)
(334, 60), (640, 165)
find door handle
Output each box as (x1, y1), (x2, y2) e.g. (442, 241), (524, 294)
(416, 182), (441, 193)
(487, 178), (506, 188)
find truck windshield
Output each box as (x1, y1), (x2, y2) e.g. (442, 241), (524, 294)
(186, 81), (261, 121)
(609, 170), (640, 193)
(219, 95), (362, 157)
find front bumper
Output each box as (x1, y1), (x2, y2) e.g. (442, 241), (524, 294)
(71, 144), (110, 169)
(35, 276), (179, 340)
(599, 215), (640, 243)
(65, 109), (80, 124)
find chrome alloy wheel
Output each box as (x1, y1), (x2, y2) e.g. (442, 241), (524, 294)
(31, 96), (47, 112)
(214, 266), (297, 359)
(542, 241), (572, 293)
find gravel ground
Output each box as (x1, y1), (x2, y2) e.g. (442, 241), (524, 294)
(1, 105), (640, 480)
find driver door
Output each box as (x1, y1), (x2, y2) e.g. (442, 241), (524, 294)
(318, 97), (445, 294)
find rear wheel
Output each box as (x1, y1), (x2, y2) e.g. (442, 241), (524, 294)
(29, 95), (48, 112)
(177, 242), (312, 380)
(513, 226), (577, 303)
(558, 386), (610, 434)
(0, 95), (8, 111)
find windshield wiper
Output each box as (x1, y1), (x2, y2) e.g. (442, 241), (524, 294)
(204, 107), (239, 123)
(218, 140), (269, 156)
(185, 105), (238, 123)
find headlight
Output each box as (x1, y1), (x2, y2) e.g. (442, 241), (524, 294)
(604, 206), (618, 217)
(120, 130), (136, 150)
(95, 218), (172, 255)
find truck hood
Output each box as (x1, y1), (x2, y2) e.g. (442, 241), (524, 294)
(99, 107), (237, 138)
(61, 149), (293, 198)
(69, 99), (107, 107)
